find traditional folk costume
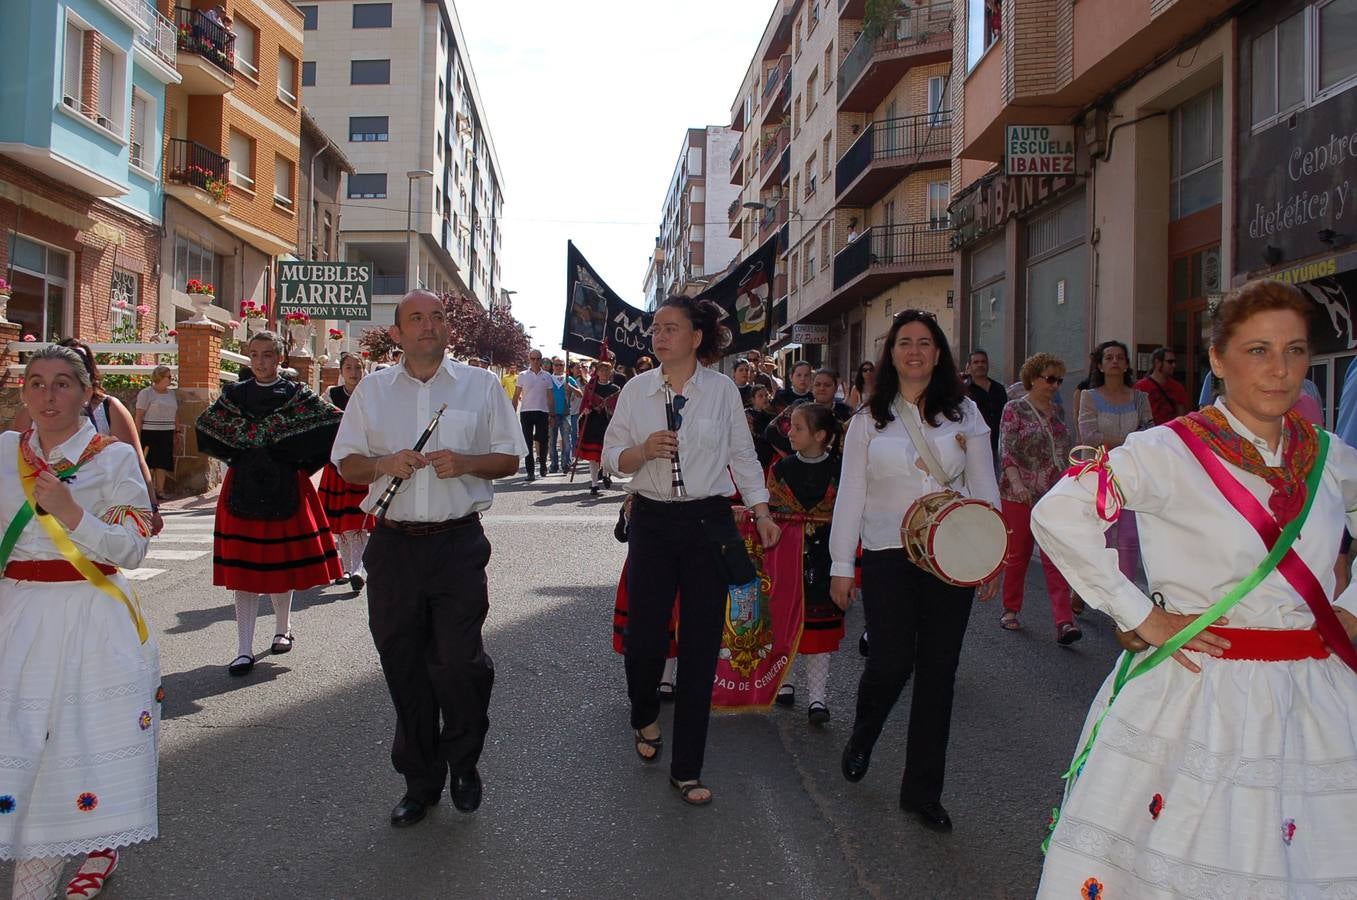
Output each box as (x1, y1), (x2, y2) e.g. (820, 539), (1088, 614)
(767, 450), (844, 718)
(195, 378), (343, 666)
(1031, 402), (1357, 898)
(317, 384), (373, 587)
(0, 425), (159, 896)
(576, 376), (621, 491)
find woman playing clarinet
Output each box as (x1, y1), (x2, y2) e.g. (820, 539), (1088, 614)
(603, 295), (780, 806)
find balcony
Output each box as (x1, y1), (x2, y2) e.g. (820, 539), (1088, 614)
(836, 112), (951, 206)
(174, 7), (235, 94)
(727, 198), (743, 239)
(128, 0), (176, 71)
(759, 125), (789, 190)
(729, 145), (745, 186)
(838, 2), (951, 112)
(163, 138), (229, 219)
(761, 57), (792, 126)
(825, 224), (951, 312)
(759, 197), (788, 246)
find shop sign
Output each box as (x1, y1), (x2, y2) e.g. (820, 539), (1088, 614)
(1004, 126), (1076, 176)
(950, 173), (1076, 249)
(791, 324), (829, 345)
(276, 262), (373, 320)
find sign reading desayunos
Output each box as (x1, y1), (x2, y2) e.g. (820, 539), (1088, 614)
(276, 262), (373, 320)
(1005, 125), (1076, 176)
(791, 324), (829, 345)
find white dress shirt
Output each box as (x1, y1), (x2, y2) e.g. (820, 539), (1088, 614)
(602, 364), (769, 506)
(516, 368), (555, 413)
(331, 358), (527, 522)
(0, 421), (152, 568)
(829, 397), (999, 578)
(1032, 407), (1357, 632)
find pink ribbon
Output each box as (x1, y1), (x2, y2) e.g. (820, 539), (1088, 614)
(1065, 444), (1124, 523)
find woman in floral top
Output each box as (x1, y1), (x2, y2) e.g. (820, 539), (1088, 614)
(998, 353), (1079, 642)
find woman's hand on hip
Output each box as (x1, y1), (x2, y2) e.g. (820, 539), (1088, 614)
(1133, 607), (1232, 673)
(830, 575), (855, 611)
(1331, 608), (1357, 644)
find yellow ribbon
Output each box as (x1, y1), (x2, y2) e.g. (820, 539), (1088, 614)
(17, 450), (148, 643)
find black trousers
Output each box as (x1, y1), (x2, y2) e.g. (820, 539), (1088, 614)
(365, 520), (495, 796)
(853, 548), (974, 807)
(624, 496), (730, 781)
(520, 411), (549, 475)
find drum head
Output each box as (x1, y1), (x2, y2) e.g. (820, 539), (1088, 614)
(930, 502), (1008, 585)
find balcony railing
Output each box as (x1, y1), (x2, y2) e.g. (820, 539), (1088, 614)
(836, 111), (952, 195)
(833, 224), (951, 289)
(729, 140), (742, 167)
(128, 0), (176, 68)
(727, 198), (741, 224)
(838, 1), (951, 104)
(175, 7), (235, 74)
(164, 138), (229, 196)
(762, 63), (783, 102)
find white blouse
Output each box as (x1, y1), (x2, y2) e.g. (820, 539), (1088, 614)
(0, 421), (152, 569)
(828, 397), (1000, 577)
(1031, 411), (1357, 633)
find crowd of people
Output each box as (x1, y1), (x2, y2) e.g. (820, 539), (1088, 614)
(3, 278), (1357, 897)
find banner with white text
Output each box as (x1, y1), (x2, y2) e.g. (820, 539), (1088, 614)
(277, 261), (373, 320)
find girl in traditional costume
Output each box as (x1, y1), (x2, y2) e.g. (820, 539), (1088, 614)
(317, 352), (373, 590)
(195, 331), (344, 677)
(768, 403), (843, 726)
(575, 360), (621, 496)
(0, 346), (159, 900)
(1032, 280), (1357, 897)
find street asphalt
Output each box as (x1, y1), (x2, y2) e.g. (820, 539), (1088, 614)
(3, 473), (1127, 900)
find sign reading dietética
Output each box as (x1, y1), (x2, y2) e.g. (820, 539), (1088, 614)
(276, 262), (373, 320)
(1005, 125), (1076, 176)
(791, 324), (829, 345)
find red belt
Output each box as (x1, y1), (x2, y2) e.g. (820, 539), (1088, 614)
(1206, 627), (1330, 661)
(2, 560), (118, 582)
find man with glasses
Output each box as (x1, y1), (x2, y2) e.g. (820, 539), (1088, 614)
(1134, 347), (1188, 425)
(513, 351), (554, 481)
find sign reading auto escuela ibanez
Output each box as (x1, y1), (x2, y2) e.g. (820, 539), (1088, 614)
(277, 262), (373, 320)
(1005, 126), (1076, 176)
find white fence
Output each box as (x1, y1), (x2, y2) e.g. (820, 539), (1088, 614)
(6, 341), (248, 383)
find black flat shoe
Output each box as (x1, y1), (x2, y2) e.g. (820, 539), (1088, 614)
(390, 791), (439, 828)
(450, 769), (482, 813)
(270, 632), (294, 654)
(333, 574), (350, 585)
(858, 632), (869, 657)
(350, 573), (365, 591)
(775, 685), (795, 707)
(657, 681), (675, 702)
(590, 485), (600, 496)
(902, 799), (953, 833)
(601, 475), (612, 489)
(841, 741), (872, 782)
(807, 702), (830, 727)
(227, 654), (254, 677)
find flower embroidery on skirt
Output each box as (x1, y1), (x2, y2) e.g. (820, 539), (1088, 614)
(76, 792), (99, 812)
(139, 710), (153, 730)
(1081, 877), (1104, 900)
(1282, 818), (1297, 846)
(1148, 793), (1164, 820)
(0, 795), (15, 814)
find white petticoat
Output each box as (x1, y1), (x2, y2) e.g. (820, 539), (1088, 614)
(1038, 651), (1357, 899)
(0, 576), (160, 860)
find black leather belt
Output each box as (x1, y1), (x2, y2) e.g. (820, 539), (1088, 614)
(633, 495), (733, 516)
(377, 513), (481, 536)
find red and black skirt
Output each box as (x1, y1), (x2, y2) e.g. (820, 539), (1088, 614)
(318, 463), (374, 534)
(213, 469), (344, 593)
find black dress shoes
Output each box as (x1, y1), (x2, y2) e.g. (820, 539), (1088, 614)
(451, 769), (482, 813)
(841, 742), (871, 783)
(390, 791), (439, 828)
(902, 799), (953, 833)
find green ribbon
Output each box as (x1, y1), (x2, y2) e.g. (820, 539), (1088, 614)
(1042, 429), (1328, 853)
(0, 458), (86, 571)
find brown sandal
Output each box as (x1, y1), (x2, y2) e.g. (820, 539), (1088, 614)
(669, 777), (712, 806)
(634, 726), (663, 763)
(999, 611), (1022, 631)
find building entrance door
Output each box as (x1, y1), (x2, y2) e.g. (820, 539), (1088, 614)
(1169, 243), (1221, 404)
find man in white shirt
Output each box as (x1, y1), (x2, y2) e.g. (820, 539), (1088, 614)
(332, 291), (526, 828)
(512, 351), (554, 481)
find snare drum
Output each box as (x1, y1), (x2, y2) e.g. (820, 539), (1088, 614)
(900, 491), (1009, 587)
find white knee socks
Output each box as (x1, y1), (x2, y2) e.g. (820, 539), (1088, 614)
(589, 461), (601, 486)
(234, 590), (294, 656)
(344, 531), (368, 578)
(12, 857), (64, 900)
(661, 657), (677, 686)
(270, 591), (293, 638)
(803, 652), (831, 707)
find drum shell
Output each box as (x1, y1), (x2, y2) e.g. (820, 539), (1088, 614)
(901, 491), (1010, 587)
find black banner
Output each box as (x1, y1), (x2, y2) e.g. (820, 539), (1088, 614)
(562, 240), (776, 367)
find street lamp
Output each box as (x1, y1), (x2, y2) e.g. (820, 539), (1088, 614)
(406, 169), (434, 294)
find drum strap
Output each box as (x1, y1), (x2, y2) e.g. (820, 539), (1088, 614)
(894, 398), (958, 489)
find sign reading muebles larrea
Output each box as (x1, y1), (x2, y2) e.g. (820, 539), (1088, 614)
(276, 262), (374, 320)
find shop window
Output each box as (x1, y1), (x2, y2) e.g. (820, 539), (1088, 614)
(173, 235), (220, 307)
(6, 236), (70, 341)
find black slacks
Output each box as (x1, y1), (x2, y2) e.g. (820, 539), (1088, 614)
(624, 496), (730, 782)
(365, 521), (495, 796)
(853, 548), (974, 807)
(520, 411), (549, 475)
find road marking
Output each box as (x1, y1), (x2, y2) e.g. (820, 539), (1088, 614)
(151, 534), (214, 544)
(123, 567), (167, 581)
(481, 515), (615, 525)
(145, 549), (209, 561)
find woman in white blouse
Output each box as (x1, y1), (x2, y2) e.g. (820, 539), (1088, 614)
(1030, 280), (1357, 897)
(603, 296), (780, 807)
(0, 346), (159, 900)
(828, 310), (1000, 833)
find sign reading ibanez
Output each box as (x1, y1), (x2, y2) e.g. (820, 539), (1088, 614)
(277, 262), (373, 320)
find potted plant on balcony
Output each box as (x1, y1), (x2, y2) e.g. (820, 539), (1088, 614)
(0, 276), (10, 324)
(185, 164), (228, 203)
(284, 310), (313, 357)
(184, 279), (216, 324)
(239, 299), (267, 336)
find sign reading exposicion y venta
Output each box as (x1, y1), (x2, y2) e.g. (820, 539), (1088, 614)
(276, 262), (374, 320)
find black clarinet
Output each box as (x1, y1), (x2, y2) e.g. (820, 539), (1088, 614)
(373, 403), (447, 519)
(662, 379), (686, 498)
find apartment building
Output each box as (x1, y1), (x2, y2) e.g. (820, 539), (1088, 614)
(297, 106), (353, 263)
(157, 0), (305, 338)
(0, 0), (180, 343)
(651, 127), (741, 304)
(727, 0), (953, 375)
(300, 0), (505, 326)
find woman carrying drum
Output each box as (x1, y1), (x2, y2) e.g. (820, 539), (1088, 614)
(828, 309), (1000, 833)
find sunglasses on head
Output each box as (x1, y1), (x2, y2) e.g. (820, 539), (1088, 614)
(894, 309), (936, 321)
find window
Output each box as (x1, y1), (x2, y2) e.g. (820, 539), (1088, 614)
(929, 76), (948, 124)
(173, 235), (218, 304)
(793, 95), (801, 135)
(229, 129), (254, 190)
(794, 17), (803, 56)
(352, 3), (393, 28)
(967, 0), (1002, 71)
(273, 156), (294, 208)
(1251, 11), (1305, 126)
(790, 252), (799, 292)
(928, 181), (951, 230)
(821, 133), (831, 178)
(804, 155), (817, 198)
(110, 269), (137, 332)
(820, 223), (832, 262)
(97, 43), (115, 124)
(302, 61), (315, 86)
(1170, 84), (1223, 220)
(62, 21), (83, 111)
(349, 116), (389, 141)
(351, 59), (390, 84)
(1319, 0), (1357, 93)
(807, 69), (818, 109)
(277, 51), (298, 106)
(298, 4), (317, 29)
(792, 175), (800, 213)
(1251, 2), (1357, 129)
(235, 19), (259, 79)
(348, 173), (388, 199)
(824, 44), (834, 88)
(129, 91), (151, 171)
(7, 236), (71, 341)
(811, 0), (821, 28)
(804, 236), (816, 280)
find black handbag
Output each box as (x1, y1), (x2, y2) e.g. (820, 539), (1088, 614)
(699, 508), (757, 586)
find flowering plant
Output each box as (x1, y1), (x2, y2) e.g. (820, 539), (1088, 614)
(239, 299), (267, 320)
(185, 165), (227, 202)
(284, 311), (311, 325)
(186, 279), (215, 295)
(136, 304), (151, 316)
(167, 329), (178, 338)
(22, 333), (36, 342)
(0, 277), (10, 295)
(328, 328), (344, 341)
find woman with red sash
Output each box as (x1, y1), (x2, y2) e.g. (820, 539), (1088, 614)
(1031, 280), (1357, 897)
(0, 346), (160, 900)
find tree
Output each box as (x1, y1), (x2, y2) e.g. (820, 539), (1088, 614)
(358, 291), (531, 369)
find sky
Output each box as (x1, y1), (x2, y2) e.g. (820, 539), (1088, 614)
(454, 0), (777, 357)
